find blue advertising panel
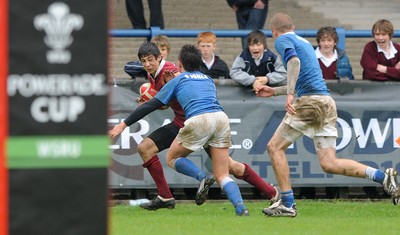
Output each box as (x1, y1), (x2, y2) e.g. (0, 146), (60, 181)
(109, 79), (400, 189)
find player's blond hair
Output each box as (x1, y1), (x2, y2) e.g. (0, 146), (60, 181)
(270, 12), (294, 33)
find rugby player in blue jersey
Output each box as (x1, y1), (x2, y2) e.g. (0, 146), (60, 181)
(109, 44), (249, 216)
(255, 12), (400, 217)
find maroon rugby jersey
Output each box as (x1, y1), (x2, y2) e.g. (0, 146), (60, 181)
(146, 60), (185, 128)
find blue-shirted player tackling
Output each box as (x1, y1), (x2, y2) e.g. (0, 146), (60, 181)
(109, 44), (249, 216)
(255, 12), (400, 217)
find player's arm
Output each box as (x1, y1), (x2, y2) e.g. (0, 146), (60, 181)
(254, 57), (300, 97)
(255, 50), (299, 97)
(108, 98), (165, 138)
(163, 68), (181, 85)
(255, 84), (287, 97)
(285, 56), (300, 95)
(284, 56), (300, 114)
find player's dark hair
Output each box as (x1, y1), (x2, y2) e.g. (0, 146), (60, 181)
(138, 42), (161, 60)
(178, 44), (202, 72)
(247, 29), (267, 48)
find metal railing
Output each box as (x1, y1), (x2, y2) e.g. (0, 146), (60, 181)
(110, 27), (400, 51)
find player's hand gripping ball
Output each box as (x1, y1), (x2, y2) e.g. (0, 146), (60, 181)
(139, 82), (158, 101)
(139, 82), (169, 110)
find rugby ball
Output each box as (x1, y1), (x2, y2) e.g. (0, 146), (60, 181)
(139, 82), (158, 101)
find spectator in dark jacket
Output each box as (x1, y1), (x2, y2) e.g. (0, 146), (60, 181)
(230, 29), (286, 89)
(126, 0), (164, 29)
(227, 0), (269, 49)
(197, 32), (230, 79)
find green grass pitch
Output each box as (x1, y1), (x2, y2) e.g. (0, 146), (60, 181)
(110, 199), (400, 235)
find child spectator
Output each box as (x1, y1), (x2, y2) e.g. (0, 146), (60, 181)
(315, 26), (354, 80)
(360, 19), (400, 81)
(230, 29), (286, 89)
(196, 32), (230, 78)
(125, 35), (171, 79)
(151, 35), (171, 60)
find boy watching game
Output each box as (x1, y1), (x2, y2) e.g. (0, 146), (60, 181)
(197, 31), (230, 78)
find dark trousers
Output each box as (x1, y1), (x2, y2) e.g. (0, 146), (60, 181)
(126, 0), (164, 29)
(235, 3), (268, 49)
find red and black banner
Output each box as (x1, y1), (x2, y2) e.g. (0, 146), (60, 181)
(5, 0), (110, 234)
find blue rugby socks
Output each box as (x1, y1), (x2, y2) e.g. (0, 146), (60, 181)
(366, 167), (385, 184)
(281, 190), (295, 208)
(221, 177), (246, 214)
(174, 157), (206, 181)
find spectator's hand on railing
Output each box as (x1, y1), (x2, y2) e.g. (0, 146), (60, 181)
(377, 64), (387, 73)
(252, 80), (262, 91)
(252, 76), (268, 91)
(395, 61), (400, 69)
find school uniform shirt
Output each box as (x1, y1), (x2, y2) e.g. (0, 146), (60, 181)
(360, 41), (400, 81)
(315, 47), (354, 80)
(199, 55), (230, 78)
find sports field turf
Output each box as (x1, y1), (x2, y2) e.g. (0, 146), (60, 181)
(110, 199), (400, 235)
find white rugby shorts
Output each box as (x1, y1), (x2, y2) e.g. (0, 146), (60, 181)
(176, 111), (231, 151)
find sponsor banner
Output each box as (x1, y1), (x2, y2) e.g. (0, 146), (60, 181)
(8, 0), (108, 136)
(109, 80), (400, 188)
(8, 1), (108, 234)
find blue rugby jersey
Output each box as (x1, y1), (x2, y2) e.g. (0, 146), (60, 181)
(155, 71), (223, 119)
(274, 32), (330, 97)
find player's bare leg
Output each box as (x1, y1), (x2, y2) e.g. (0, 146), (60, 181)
(317, 144), (400, 205)
(263, 130), (297, 217)
(137, 138), (175, 210)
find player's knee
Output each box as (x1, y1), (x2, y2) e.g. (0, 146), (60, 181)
(317, 146), (338, 174)
(319, 158), (339, 174)
(166, 155), (175, 169)
(228, 161), (241, 176)
(137, 143), (145, 155)
(137, 139), (154, 159)
(166, 161), (174, 169)
(320, 162), (335, 174)
(267, 141), (278, 154)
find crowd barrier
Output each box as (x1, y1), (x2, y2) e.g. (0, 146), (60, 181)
(108, 78), (400, 189)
